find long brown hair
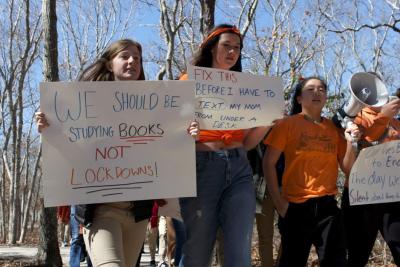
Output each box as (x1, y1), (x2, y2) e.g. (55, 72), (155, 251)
(79, 39), (145, 81)
(190, 24), (243, 72)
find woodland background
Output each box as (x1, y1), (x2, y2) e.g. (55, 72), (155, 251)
(1, 0), (400, 265)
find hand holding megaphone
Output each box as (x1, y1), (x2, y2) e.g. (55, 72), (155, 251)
(344, 120), (361, 143)
(381, 97), (400, 118)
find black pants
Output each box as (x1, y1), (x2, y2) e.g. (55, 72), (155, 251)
(278, 196), (347, 267)
(342, 188), (400, 267)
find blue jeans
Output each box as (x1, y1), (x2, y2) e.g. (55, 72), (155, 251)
(172, 218), (186, 265)
(179, 148), (256, 267)
(70, 206), (92, 267)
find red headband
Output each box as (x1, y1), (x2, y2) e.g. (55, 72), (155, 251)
(201, 26), (242, 48)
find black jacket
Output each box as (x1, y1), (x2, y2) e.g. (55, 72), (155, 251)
(74, 200), (154, 228)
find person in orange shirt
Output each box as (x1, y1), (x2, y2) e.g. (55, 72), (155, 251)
(341, 92), (400, 267)
(263, 77), (360, 267)
(178, 24), (270, 267)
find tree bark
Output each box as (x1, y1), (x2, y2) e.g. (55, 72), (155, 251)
(42, 0), (60, 82)
(199, 0), (215, 36)
(0, 166), (5, 243)
(19, 146), (42, 243)
(158, 0), (186, 80)
(36, 0), (62, 265)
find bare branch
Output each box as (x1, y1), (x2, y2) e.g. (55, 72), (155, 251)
(240, 0), (258, 38)
(329, 18), (400, 34)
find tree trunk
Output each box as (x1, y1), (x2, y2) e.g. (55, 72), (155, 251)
(158, 0), (185, 80)
(42, 0), (60, 82)
(199, 0), (215, 36)
(7, 82), (17, 245)
(36, 0), (62, 265)
(7, 0), (37, 245)
(31, 179), (42, 232)
(19, 146), (42, 243)
(0, 168), (5, 242)
(37, 206), (62, 266)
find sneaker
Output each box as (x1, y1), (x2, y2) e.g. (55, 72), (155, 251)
(149, 260), (156, 267)
(158, 262), (168, 267)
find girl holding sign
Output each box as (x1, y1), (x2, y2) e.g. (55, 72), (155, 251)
(262, 77), (360, 267)
(179, 24), (270, 267)
(36, 39), (199, 267)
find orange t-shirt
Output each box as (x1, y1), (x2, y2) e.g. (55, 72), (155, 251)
(264, 114), (347, 203)
(354, 107), (400, 145)
(179, 73), (244, 144)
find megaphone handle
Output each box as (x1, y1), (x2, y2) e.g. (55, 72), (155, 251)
(351, 139), (359, 151)
(344, 131), (357, 143)
(344, 131), (360, 153)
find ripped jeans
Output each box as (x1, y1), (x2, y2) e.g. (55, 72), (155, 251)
(179, 148), (256, 267)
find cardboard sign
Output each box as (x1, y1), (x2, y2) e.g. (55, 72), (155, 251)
(187, 65), (284, 129)
(40, 81), (196, 207)
(349, 140), (400, 205)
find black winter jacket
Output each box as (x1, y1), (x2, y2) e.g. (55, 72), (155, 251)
(74, 200), (153, 228)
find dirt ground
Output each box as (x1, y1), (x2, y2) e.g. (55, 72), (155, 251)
(0, 220), (398, 267)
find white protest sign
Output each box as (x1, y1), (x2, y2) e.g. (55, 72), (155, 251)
(187, 65), (284, 129)
(349, 140), (400, 205)
(40, 81), (196, 207)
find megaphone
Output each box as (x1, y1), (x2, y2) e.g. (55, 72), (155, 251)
(333, 72), (389, 129)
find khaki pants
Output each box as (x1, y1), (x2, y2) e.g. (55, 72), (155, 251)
(256, 194), (275, 267)
(158, 216), (167, 263)
(83, 203), (147, 267)
(58, 221), (70, 245)
(147, 222), (158, 261)
(166, 217), (176, 266)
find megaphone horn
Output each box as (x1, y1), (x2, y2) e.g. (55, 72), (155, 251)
(333, 72), (389, 129)
(343, 72), (389, 117)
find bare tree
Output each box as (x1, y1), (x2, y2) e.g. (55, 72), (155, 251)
(19, 144), (42, 242)
(157, 0), (187, 80)
(199, 0), (216, 36)
(154, 0), (262, 80)
(329, 18), (400, 34)
(0, 0), (42, 244)
(57, 0), (136, 81)
(35, 0), (62, 265)
(319, 0), (400, 96)
(245, 0), (323, 97)
(237, 0), (259, 38)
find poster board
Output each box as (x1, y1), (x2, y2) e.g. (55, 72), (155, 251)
(187, 65), (284, 129)
(349, 140), (400, 205)
(40, 81), (196, 207)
